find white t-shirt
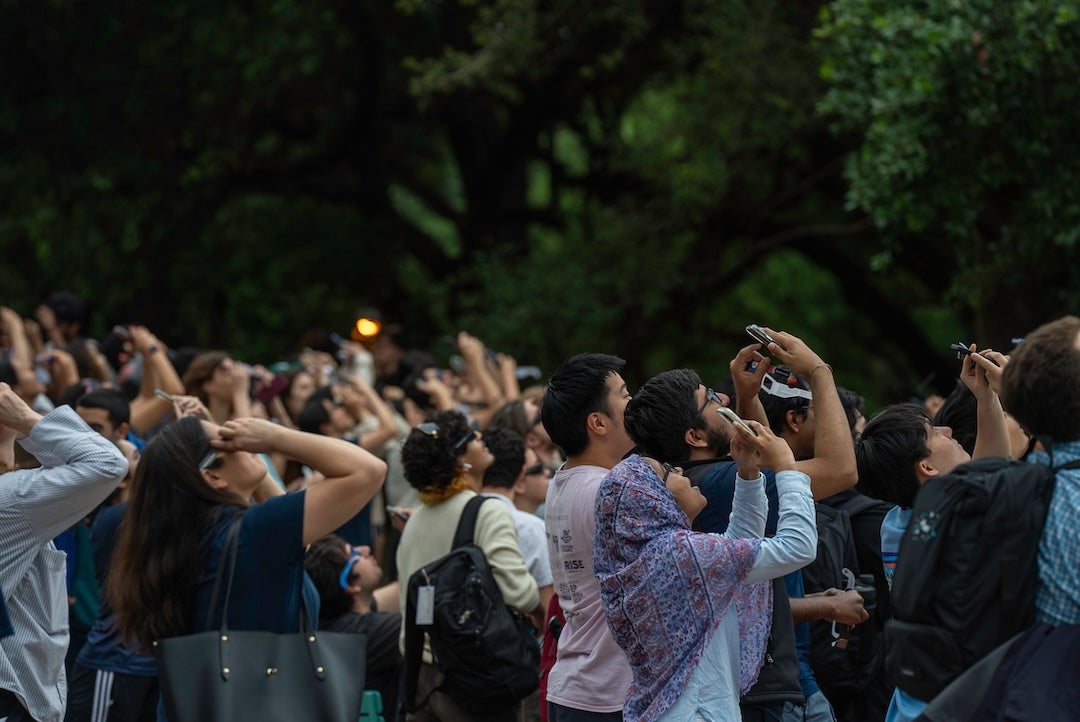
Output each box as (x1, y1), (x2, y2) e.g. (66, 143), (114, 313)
(544, 465), (633, 713)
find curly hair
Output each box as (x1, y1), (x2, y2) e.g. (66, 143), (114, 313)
(401, 410), (474, 496)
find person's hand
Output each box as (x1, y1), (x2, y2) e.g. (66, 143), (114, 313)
(127, 325), (161, 356)
(0, 382), (43, 437)
(970, 350), (1008, 396)
(388, 505), (414, 532)
(729, 342), (770, 403)
(416, 376), (454, 405)
(213, 417), (283, 454)
(734, 419), (797, 472)
(960, 344), (997, 403)
(0, 306), (22, 333)
(228, 362), (251, 394)
(759, 327), (828, 379)
(171, 394), (212, 421)
(823, 588), (870, 625)
(728, 426), (760, 479)
(34, 304), (56, 333)
(22, 318), (44, 351)
(457, 331), (486, 361)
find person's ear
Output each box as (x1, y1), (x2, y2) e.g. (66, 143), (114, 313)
(586, 411), (609, 437)
(915, 459), (940, 484)
(685, 427), (710, 450)
(785, 409), (801, 434)
(116, 421), (130, 441)
(201, 468), (229, 490)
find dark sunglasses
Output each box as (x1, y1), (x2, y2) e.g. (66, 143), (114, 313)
(451, 419), (481, 453)
(524, 464), (546, 476)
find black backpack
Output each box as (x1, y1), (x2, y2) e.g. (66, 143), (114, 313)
(884, 457), (1080, 702)
(402, 496), (540, 714)
(803, 493), (890, 696)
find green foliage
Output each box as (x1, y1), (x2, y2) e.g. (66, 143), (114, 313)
(6, 0), (1064, 409)
(818, 0), (1080, 330)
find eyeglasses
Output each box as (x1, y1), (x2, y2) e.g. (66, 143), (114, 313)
(451, 419), (480, 453)
(337, 547), (367, 590)
(698, 387), (723, 417)
(198, 449), (225, 471)
(524, 464), (546, 476)
(660, 461), (682, 484)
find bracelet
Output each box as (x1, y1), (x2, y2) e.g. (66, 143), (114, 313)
(146, 344), (160, 355)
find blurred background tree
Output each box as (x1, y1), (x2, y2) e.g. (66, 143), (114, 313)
(1, 0), (1077, 409)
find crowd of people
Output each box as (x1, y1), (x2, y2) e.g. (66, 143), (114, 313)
(0, 290), (1077, 722)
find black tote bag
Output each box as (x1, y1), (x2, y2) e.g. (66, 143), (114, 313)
(154, 515), (367, 722)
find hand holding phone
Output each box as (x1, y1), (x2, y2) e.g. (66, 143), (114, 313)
(153, 388), (177, 403)
(387, 505), (412, 521)
(717, 406), (758, 436)
(746, 324), (785, 351)
(951, 342), (1000, 366)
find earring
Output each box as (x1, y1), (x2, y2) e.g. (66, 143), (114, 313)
(461, 462), (473, 471)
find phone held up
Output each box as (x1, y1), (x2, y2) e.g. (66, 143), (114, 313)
(951, 342), (1000, 366)
(717, 406), (758, 436)
(746, 324), (784, 351)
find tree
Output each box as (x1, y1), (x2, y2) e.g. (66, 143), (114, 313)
(817, 0), (1080, 343)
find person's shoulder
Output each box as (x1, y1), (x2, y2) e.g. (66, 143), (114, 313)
(92, 502), (127, 533)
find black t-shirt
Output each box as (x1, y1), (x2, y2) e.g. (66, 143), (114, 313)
(327, 611), (403, 715)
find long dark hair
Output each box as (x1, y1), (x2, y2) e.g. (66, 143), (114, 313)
(108, 416), (244, 650)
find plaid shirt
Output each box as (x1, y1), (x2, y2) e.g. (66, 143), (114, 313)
(1029, 439), (1080, 625)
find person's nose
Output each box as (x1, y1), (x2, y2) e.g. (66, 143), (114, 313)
(935, 426), (953, 439)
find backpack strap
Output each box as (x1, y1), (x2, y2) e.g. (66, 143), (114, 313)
(402, 572), (427, 713)
(834, 492), (888, 519)
(452, 495), (492, 549)
(1051, 459), (1080, 473)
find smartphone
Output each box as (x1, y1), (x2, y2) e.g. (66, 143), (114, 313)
(716, 406), (758, 436)
(746, 324), (785, 351)
(153, 388), (177, 403)
(386, 505), (412, 522)
(951, 342), (1000, 366)
(112, 325), (131, 339)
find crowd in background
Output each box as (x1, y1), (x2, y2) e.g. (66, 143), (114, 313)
(0, 290), (1076, 722)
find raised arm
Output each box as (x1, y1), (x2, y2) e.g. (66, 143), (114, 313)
(723, 424), (769, 539)
(730, 342), (771, 426)
(342, 376), (399, 452)
(733, 420), (818, 583)
(458, 332), (505, 424)
(964, 348), (1011, 459)
(763, 328), (858, 500)
(2, 384), (128, 544)
(212, 418), (386, 545)
(129, 326), (185, 433)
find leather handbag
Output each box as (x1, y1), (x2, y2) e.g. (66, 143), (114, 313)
(154, 515), (367, 722)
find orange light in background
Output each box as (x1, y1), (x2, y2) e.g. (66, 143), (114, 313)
(354, 317), (382, 339)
